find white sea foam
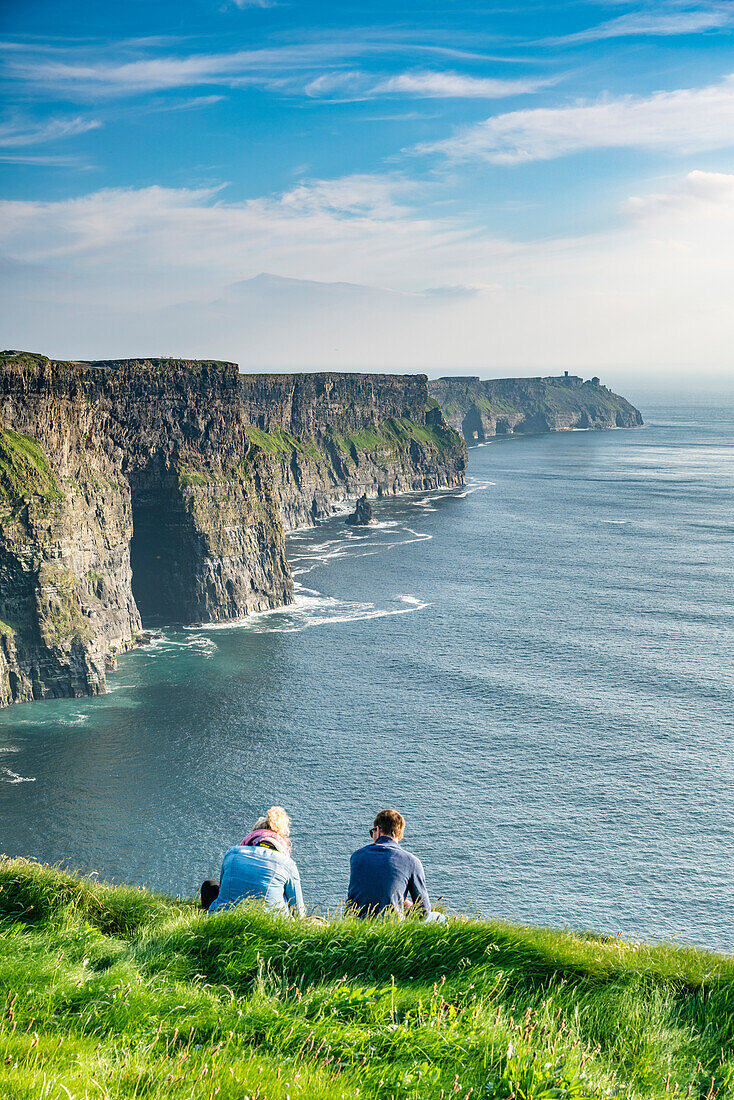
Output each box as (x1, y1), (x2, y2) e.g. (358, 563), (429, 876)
(456, 479), (494, 497)
(2, 767), (36, 784)
(191, 580), (428, 635)
(151, 634), (218, 656)
(58, 712), (89, 726)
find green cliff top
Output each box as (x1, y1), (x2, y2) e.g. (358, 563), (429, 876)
(0, 858), (731, 1100)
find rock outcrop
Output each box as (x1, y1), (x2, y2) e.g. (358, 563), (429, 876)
(345, 496), (374, 526)
(428, 375), (643, 445)
(0, 352), (465, 706)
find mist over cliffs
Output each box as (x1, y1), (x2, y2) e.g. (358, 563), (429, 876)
(428, 374), (643, 445)
(0, 352), (465, 707)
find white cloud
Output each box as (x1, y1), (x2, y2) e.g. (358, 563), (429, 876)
(3, 39), (544, 102)
(0, 177), (472, 289)
(627, 167), (734, 216)
(0, 115), (101, 147)
(5, 44), (359, 96)
(371, 71), (548, 99)
(0, 153), (92, 167)
(555, 3), (733, 44)
(418, 73), (734, 163)
(2, 172), (734, 380)
(303, 71), (368, 98)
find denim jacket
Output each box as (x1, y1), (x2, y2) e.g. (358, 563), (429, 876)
(208, 844), (305, 917)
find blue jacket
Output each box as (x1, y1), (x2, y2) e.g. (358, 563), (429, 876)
(347, 836), (431, 918)
(208, 844), (305, 918)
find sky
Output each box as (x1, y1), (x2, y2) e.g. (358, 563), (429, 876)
(2, 0), (734, 387)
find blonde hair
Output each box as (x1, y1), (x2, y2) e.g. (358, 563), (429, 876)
(253, 805), (291, 839)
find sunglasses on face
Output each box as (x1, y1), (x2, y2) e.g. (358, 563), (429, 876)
(369, 827), (377, 837)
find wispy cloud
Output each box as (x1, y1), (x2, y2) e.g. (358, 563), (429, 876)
(0, 177), (470, 289)
(417, 73), (734, 163)
(142, 94), (226, 113)
(0, 115), (101, 147)
(0, 153), (92, 167)
(231, 0), (279, 6)
(370, 71), (549, 98)
(553, 2), (734, 44)
(303, 68), (548, 101)
(2, 37), (541, 102)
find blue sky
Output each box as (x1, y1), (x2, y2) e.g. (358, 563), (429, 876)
(2, 0), (734, 383)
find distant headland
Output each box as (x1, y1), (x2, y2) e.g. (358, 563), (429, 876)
(428, 373), (643, 445)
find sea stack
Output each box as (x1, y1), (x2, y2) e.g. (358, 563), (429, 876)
(345, 495), (374, 526)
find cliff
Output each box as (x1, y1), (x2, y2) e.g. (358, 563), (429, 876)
(428, 374), (643, 444)
(0, 352), (465, 706)
(237, 372), (464, 529)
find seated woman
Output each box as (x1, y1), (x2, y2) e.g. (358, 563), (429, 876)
(202, 806), (305, 918)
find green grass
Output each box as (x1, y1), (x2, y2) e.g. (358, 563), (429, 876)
(178, 468), (211, 489)
(246, 426), (321, 460)
(0, 429), (62, 506)
(0, 860), (731, 1100)
(332, 417), (458, 458)
(245, 417), (460, 465)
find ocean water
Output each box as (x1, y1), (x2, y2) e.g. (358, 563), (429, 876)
(1, 400), (733, 952)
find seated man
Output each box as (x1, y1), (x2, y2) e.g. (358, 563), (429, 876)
(347, 808), (432, 919)
(203, 805), (305, 918)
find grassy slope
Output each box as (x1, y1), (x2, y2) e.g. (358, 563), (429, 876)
(0, 860), (732, 1100)
(0, 429), (62, 507)
(245, 417), (460, 463)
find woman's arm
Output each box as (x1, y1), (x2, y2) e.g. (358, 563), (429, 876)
(284, 861), (305, 917)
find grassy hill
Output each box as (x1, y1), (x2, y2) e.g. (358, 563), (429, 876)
(0, 858), (732, 1100)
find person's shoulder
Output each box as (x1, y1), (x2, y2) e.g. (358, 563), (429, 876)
(350, 843), (372, 861)
(402, 848), (424, 870)
(223, 844), (247, 859)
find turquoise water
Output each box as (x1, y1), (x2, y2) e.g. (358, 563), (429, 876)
(1, 401), (733, 951)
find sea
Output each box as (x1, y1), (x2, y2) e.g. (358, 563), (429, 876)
(1, 398), (733, 952)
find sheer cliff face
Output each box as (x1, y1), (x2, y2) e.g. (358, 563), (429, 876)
(0, 353), (465, 706)
(238, 373), (466, 529)
(428, 375), (643, 445)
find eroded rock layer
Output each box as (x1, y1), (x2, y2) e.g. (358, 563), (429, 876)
(0, 352), (465, 706)
(428, 374), (643, 444)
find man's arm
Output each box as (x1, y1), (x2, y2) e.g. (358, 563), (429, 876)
(346, 852), (358, 907)
(406, 857), (431, 917)
(285, 863), (305, 918)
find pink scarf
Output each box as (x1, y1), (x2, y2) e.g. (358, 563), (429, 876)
(241, 828), (291, 855)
